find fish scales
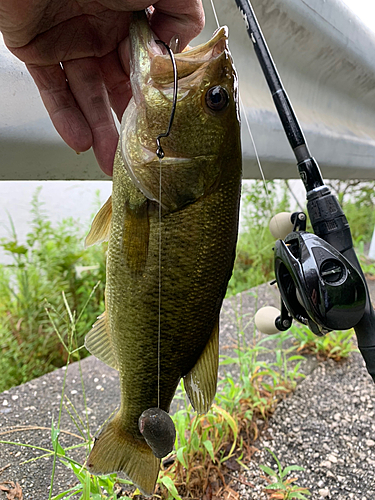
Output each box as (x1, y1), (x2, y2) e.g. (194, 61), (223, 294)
(109, 153), (240, 418)
(84, 10), (242, 495)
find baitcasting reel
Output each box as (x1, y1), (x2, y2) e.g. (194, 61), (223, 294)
(253, 185), (375, 383)
(255, 210), (367, 337)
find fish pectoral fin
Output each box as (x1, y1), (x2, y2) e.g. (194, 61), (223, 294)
(85, 196), (112, 248)
(183, 318), (219, 414)
(85, 311), (118, 370)
(124, 201), (149, 274)
(87, 413), (160, 496)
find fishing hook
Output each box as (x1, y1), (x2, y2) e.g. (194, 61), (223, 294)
(154, 40), (178, 159)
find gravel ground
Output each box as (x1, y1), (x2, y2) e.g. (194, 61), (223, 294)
(0, 282), (375, 499)
(231, 353), (375, 500)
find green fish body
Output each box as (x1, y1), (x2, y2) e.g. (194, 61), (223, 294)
(85, 12), (242, 495)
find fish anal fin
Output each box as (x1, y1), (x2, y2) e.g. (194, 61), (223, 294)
(183, 318), (219, 414)
(124, 201), (149, 274)
(88, 413), (160, 496)
(85, 196), (112, 248)
(85, 311), (118, 370)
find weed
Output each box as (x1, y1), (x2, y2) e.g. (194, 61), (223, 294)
(289, 323), (357, 361)
(260, 448), (311, 499)
(227, 180), (291, 296)
(160, 326), (306, 499)
(0, 188), (106, 391)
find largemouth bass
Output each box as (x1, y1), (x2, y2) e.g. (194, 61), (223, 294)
(84, 11), (242, 495)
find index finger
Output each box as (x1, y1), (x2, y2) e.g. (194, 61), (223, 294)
(151, 0), (205, 49)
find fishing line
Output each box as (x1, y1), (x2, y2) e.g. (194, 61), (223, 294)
(209, 0), (275, 218)
(209, 0), (284, 241)
(154, 39), (178, 408)
(157, 156), (162, 408)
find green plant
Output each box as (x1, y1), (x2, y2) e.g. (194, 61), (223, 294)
(218, 332), (304, 421)
(160, 321), (306, 499)
(289, 323), (357, 361)
(327, 180), (375, 244)
(260, 448), (311, 500)
(227, 180), (291, 297)
(0, 188), (107, 391)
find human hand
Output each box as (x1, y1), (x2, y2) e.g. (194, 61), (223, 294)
(0, 1), (205, 175)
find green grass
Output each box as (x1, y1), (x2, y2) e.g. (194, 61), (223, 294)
(289, 323), (357, 361)
(226, 180), (291, 296)
(0, 188), (106, 391)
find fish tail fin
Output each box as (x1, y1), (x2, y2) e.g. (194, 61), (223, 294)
(87, 413), (160, 496)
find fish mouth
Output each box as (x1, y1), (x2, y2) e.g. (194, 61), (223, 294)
(129, 11), (228, 89)
(150, 26), (228, 84)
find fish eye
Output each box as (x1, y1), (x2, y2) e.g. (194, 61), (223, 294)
(205, 86), (229, 112)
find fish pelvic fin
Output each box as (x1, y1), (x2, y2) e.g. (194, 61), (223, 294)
(183, 318), (219, 414)
(87, 413), (160, 496)
(85, 196), (112, 248)
(85, 311), (118, 370)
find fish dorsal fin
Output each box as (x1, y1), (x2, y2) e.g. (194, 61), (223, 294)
(85, 311), (118, 370)
(85, 196), (112, 248)
(183, 318), (219, 414)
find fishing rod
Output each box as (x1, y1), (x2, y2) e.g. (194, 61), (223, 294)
(234, 0), (375, 382)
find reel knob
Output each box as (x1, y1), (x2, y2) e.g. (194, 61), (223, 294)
(269, 212), (294, 240)
(254, 306), (282, 335)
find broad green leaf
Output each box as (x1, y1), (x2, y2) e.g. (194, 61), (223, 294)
(51, 423), (65, 457)
(282, 465), (305, 475)
(83, 472), (90, 500)
(1, 242), (28, 255)
(290, 492), (311, 499)
(259, 464), (277, 477)
(203, 440), (215, 462)
(212, 405), (237, 457)
(191, 431), (200, 452)
(176, 446), (188, 468)
(264, 482), (286, 490)
(159, 475), (182, 500)
(287, 355), (305, 362)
